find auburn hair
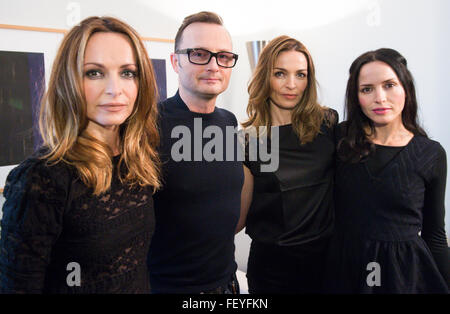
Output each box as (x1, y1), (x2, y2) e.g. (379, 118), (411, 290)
(39, 16), (161, 194)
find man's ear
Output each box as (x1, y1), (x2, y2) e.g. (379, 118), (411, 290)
(170, 52), (180, 74)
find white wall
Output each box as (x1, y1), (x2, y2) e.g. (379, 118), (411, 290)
(1, 0), (449, 272)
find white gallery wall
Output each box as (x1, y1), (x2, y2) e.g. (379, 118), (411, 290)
(0, 0), (449, 272)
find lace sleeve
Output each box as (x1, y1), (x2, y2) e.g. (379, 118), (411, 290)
(0, 157), (68, 293)
(324, 108), (339, 128)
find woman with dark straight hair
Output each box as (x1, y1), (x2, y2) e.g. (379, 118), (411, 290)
(325, 48), (449, 293)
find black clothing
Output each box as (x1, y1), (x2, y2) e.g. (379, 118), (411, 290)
(148, 92), (243, 293)
(367, 144), (404, 176)
(325, 123), (449, 293)
(244, 110), (338, 245)
(247, 239), (330, 294)
(243, 109), (338, 293)
(199, 273), (240, 294)
(0, 153), (155, 293)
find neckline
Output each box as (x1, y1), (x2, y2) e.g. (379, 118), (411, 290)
(364, 136), (415, 179)
(369, 133), (415, 148)
(112, 154), (121, 163)
(374, 143), (406, 149)
(272, 123), (292, 128)
(174, 91), (218, 116)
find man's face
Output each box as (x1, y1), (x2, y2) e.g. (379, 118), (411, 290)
(171, 22), (234, 101)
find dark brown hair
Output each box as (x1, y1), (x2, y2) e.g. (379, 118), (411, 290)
(338, 48), (427, 163)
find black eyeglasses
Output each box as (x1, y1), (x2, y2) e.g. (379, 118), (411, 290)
(175, 48), (238, 68)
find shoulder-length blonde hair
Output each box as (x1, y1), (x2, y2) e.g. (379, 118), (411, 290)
(39, 16), (161, 195)
(243, 35), (327, 144)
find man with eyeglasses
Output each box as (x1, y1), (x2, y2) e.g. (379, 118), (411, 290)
(147, 11), (243, 294)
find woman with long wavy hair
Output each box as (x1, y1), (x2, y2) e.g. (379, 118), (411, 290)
(237, 35), (338, 293)
(0, 16), (161, 293)
(324, 48), (449, 293)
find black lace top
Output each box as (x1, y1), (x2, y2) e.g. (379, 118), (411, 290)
(0, 153), (155, 293)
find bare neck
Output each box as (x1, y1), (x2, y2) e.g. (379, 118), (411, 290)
(179, 88), (217, 114)
(370, 121), (414, 146)
(85, 123), (121, 156)
(270, 104), (292, 126)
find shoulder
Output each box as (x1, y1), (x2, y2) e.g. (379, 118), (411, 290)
(157, 96), (175, 117)
(214, 107), (238, 126)
(336, 120), (348, 131)
(421, 136), (446, 160)
(335, 121), (349, 139)
(156, 96), (181, 135)
(412, 136), (445, 156)
(1, 150), (72, 241)
(3, 150), (73, 200)
(320, 107), (339, 135)
(322, 107), (339, 125)
(410, 136), (446, 175)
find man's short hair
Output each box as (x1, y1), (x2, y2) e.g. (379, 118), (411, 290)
(174, 11), (223, 51)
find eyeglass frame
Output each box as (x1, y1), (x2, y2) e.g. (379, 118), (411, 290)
(175, 48), (239, 68)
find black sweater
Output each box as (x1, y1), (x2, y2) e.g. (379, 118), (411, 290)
(147, 92), (243, 293)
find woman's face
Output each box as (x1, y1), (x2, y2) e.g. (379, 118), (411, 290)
(358, 61), (406, 127)
(269, 50), (308, 110)
(83, 32), (138, 132)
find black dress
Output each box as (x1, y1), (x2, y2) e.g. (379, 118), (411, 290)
(325, 125), (449, 293)
(243, 109), (338, 293)
(0, 152), (155, 293)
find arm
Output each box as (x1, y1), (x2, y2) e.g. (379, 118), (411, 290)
(421, 145), (450, 288)
(235, 165), (254, 234)
(0, 160), (66, 293)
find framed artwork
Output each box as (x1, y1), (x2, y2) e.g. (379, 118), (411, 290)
(0, 50), (45, 167)
(151, 58), (167, 101)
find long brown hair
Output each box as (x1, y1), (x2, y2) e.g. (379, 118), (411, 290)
(39, 16), (161, 195)
(243, 35), (328, 144)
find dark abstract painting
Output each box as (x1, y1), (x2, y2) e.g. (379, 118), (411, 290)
(0, 53), (167, 167)
(151, 58), (167, 101)
(0, 51), (45, 167)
